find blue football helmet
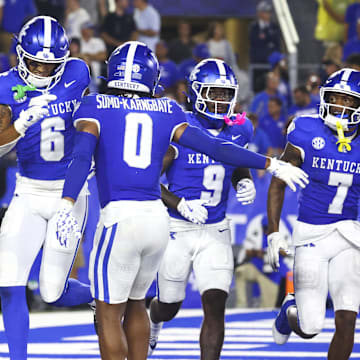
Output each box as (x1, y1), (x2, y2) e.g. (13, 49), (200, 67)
(320, 68), (360, 131)
(16, 16), (69, 90)
(107, 41), (160, 95)
(188, 58), (238, 121)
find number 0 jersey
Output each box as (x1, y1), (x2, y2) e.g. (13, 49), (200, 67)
(288, 115), (360, 225)
(73, 94), (187, 208)
(166, 112), (253, 224)
(0, 58), (90, 180)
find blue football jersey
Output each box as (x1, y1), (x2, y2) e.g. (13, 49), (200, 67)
(73, 94), (187, 208)
(0, 58), (90, 180)
(166, 112), (253, 224)
(287, 115), (360, 225)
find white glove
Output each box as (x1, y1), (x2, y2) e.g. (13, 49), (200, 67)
(267, 232), (291, 271)
(266, 157), (309, 192)
(177, 198), (208, 224)
(14, 94), (57, 136)
(55, 199), (81, 249)
(236, 178), (256, 205)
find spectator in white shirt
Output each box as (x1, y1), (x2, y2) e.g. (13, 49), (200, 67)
(79, 21), (107, 92)
(133, 0), (161, 52)
(65, 0), (91, 39)
(206, 21), (237, 70)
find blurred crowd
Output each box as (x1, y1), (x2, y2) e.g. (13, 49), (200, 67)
(0, 0), (333, 163)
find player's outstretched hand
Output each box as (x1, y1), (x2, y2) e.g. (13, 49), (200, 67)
(177, 198), (208, 224)
(266, 158), (309, 191)
(54, 199), (81, 250)
(14, 94), (57, 137)
(236, 178), (256, 205)
(267, 232), (290, 271)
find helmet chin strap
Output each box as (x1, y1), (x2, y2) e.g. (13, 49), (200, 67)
(335, 120), (352, 152)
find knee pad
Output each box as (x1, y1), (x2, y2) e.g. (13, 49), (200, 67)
(40, 281), (65, 303)
(295, 261), (321, 289)
(287, 307), (318, 338)
(298, 311), (324, 335)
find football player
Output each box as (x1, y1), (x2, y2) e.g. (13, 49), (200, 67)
(267, 68), (360, 360)
(0, 16), (92, 359)
(55, 41), (308, 359)
(148, 58), (256, 360)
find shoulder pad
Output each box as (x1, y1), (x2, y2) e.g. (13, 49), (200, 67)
(0, 69), (21, 103)
(229, 116), (253, 139)
(63, 58), (91, 84)
(288, 115), (321, 136)
(184, 111), (197, 124)
(74, 94), (97, 116)
(81, 93), (98, 105)
(287, 115), (321, 149)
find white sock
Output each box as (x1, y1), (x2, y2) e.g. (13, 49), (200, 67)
(150, 319), (163, 337)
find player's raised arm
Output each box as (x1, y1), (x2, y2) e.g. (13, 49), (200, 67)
(266, 142), (302, 270)
(172, 123), (309, 192)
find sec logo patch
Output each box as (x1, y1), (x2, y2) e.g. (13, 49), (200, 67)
(312, 137), (325, 150)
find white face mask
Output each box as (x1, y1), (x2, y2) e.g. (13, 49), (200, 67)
(16, 45), (67, 91)
(320, 90), (360, 131)
(192, 82), (237, 121)
(25, 72), (52, 88)
(323, 112), (350, 131)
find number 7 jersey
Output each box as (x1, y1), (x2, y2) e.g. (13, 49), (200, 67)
(287, 115), (360, 225)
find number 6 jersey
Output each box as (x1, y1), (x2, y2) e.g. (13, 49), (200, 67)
(0, 58), (90, 180)
(287, 115), (360, 225)
(166, 112), (253, 224)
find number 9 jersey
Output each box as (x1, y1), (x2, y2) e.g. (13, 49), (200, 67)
(166, 112), (253, 224)
(0, 58), (90, 180)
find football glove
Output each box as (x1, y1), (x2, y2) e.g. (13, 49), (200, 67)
(266, 157), (309, 192)
(55, 199), (81, 249)
(14, 94), (57, 137)
(267, 232), (291, 271)
(236, 178), (256, 205)
(177, 198), (208, 224)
